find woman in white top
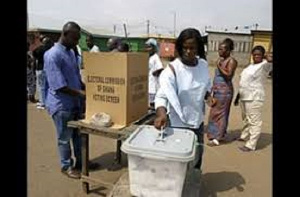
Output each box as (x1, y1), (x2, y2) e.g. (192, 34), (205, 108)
(145, 38), (164, 109)
(234, 45), (273, 152)
(155, 28), (216, 169)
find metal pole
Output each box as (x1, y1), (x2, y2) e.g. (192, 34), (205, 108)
(173, 12), (176, 37)
(147, 20), (150, 37)
(27, 11), (28, 30)
(123, 23), (128, 38)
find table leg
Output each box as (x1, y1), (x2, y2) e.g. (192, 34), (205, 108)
(116, 139), (122, 164)
(81, 133), (89, 193)
(107, 138), (123, 171)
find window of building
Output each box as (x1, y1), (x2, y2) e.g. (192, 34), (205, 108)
(209, 41), (213, 51)
(234, 42), (238, 52)
(241, 42), (245, 52)
(245, 42), (249, 52)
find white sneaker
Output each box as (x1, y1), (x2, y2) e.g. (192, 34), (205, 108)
(208, 139), (220, 146)
(36, 102), (41, 106)
(37, 105), (45, 110)
(212, 139), (220, 145)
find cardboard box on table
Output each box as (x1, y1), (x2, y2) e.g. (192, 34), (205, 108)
(83, 52), (149, 128)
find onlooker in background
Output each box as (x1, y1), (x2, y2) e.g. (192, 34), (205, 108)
(154, 28), (216, 171)
(118, 42), (130, 52)
(145, 38), (164, 109)
(33, 36), (54, 109)
(73, 44), (85, 118)
(86, 35), (100, 52)
(44, 21), (86, 179)
(267, 52), (273, 78)
(107, 37), (122, 52)
(206, 38), (238, 146)
(27, 42), (37, 103)
(234, 45), (273, 152)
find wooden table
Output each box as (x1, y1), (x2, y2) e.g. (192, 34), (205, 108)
(67, 112), (156, 194)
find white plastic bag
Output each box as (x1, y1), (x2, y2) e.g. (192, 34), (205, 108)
(89, 112), (113, 127)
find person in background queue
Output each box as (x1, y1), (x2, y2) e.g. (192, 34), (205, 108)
(234, 45), (273, 152)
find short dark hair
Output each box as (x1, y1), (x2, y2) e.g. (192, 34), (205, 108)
(107, 37), (122, 50)
(175, 28), (206, 59)
(252, 45), (265, 56)
(87, 34), (94, 40)
(222, 38), (234, 51)
(119, 43), (129, 52)
(43, 37), (54, 50)
(62, 21), (81, 34)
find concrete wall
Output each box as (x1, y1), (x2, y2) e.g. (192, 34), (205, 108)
(207, 32), (253, 67)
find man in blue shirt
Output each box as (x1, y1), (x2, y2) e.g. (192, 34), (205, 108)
(44, 22), (85, 179)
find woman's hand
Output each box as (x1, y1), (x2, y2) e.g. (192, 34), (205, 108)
(154, 107), (167, 130)
(206, 96), (217, 107)
(265, 53), (273, 63)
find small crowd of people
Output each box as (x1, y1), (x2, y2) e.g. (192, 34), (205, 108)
(27, 21), (273, 180)
(26, 22), (134, 179)
(151, 29), (272, 171)
(27, 33), (130, 106)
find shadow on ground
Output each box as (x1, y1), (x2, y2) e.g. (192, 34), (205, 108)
(200, 171), (246, 197)
(225, 130), (272, 150)
(89, 152), (129, 172)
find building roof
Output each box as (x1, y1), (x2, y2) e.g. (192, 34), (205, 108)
(206, 29), (251, 36)
(140, 34), (176, 40)
(28, 28), (62, 34)
(251, 29), (273, 34)
(28, 13), (120, 38)
(80, 25), (115, 36)
(28, 13), (164, 39)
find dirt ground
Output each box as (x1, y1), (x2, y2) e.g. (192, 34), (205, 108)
(28, 66), (272, 197)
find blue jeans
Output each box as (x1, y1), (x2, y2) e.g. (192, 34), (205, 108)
(52, 110), (82, 170)
(36, 70), (46, 106)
